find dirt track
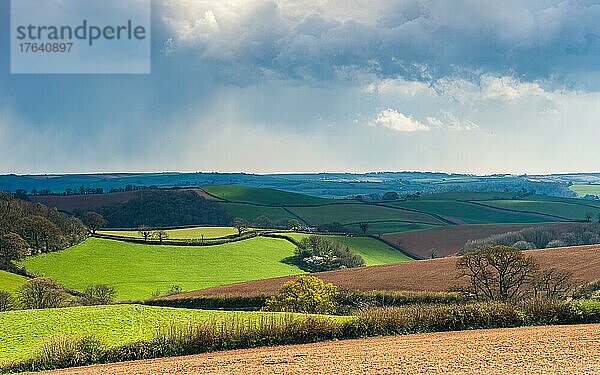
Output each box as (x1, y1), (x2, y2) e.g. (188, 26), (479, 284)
(175, 244), (600, 297)
(41, 324), (600, 374)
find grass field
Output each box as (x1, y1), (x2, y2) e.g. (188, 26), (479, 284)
(0, 304), (338, 364)
(0, 271), (28, 293)
(343, 221), (438, 234)
(203, 185), (335, 206)
(390, 200), (552, 224)
(220, 203), (299, 223)
(570, 184), (600, 197)
(98, 226), (238, 240)
(189, 244), (600, 297)
(19, 237), (304, 301)
(479, 200), (599, 221)
(282, 233), (413, 265)
(288, 204), (442, 226)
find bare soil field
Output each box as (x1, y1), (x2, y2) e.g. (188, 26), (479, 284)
(178, 244), (600, 297)
(40, 324), (600, 375)
(382, 222), (577, 258)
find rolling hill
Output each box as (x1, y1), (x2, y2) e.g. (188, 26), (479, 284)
(177, 244), (600, 297)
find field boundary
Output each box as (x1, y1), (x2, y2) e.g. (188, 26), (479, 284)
(465, 200), (576, 221)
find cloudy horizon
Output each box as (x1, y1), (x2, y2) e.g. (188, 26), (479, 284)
(2, 0), (600, 175)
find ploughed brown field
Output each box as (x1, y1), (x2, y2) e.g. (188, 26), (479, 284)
(40, 324), (600, 374)
(175, 244), (600, 297)
(30, 188), (219, 213)
(381, 222), (578, 258)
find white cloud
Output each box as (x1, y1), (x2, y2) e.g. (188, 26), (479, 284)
(372, 109), (430, 132)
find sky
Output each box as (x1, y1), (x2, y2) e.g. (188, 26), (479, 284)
(1, 0), (600, 175)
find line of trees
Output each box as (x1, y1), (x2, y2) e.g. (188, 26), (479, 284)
(0, 193), (88, 270)
(462, 224), (600, 254)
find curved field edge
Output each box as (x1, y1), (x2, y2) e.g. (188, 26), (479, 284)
(17, 237), (305, 301)
(97, 226), (239, 240)
(179, 244), (600, 297)
(0, 304), (346, 364)
(279, 233), (413, 265)
(0, 271), (28, 294)
(35, 323), (600, 375)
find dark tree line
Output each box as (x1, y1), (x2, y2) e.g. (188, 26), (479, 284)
(462, 224), (600, 254)
(88, 190), (232, 228)
(0, 193), (88, 269)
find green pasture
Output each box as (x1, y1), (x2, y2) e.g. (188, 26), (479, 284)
(390, 200), (552, 224)
(19, 237), (304, 301)
(478, 200), (599, 221)
(219, 202), (299, 223)
(98, 226), (238, 240)
(287, 204), (442, 226)
(203, 185), (334, 206)
(570, 184), (600, 197)
(0, 304), (345, 363)
(0, 271), (28, 294)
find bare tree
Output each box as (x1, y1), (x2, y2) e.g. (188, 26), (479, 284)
(138, 225), (153, 242)
(358, 222), (369, 235)
(456, 245), (538, 300)
(81, 211), (107, 235)
(585, 212), (593, 222)
(531, 268), (573, 299)
(18, 277), (65, 309)
(232, 217), (248, 236)
(0, 232), (29, 269)
(154, 230), (169, 244)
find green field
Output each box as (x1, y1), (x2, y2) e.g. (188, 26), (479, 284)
(98, 226), (238, 240)
(288, 204), (442, 226)
(479, 200), (599, 221)
(220, 202), (299, 223)
(0, 304), (343, 363)
(283, 233), (412, 265)
(0, 271), (28, 294)
(343, 221), (438, 234)
(19, 237), (304, 301)
(204, 185), (335, 206)
(570, 184), (600, 197)
(390, 200), (552, 224)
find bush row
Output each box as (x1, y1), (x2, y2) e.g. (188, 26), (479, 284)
(146, 290), (471, 312)
(4, 299), (600, 373)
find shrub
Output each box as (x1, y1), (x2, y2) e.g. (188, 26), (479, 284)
(82, 284), (116, 305)
(512, 240), (536, 250)
(294, 236), (365, 272)
(546, 239), (566, 248)
(573, 279), (600, 300)
(263, 275), (338, 314)
(9, 335), (103, 372)
(18, 277), (66, 309)
(0, 290), (14, 312)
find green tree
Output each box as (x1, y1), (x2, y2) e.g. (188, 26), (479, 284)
(295, 236), (364, 272)
(263, 275), (338, 314)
